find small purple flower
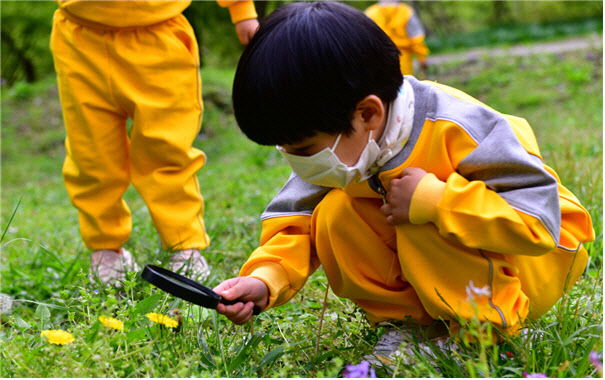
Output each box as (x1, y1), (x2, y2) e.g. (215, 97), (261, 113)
(343, 361), (376, 378)
(93, 289), (100, 295)
(523, 372), (548, 378)
(590, 351), (603, 374)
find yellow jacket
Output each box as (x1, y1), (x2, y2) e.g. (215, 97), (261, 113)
(55, 0), (257, 27)
(365, 2), (429, 61)
(240, 76), (594, 324)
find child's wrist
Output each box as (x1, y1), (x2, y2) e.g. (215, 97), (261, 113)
(409, 173), (445, 224)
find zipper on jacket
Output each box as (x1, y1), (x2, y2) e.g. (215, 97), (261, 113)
(368, 174), (388, 204)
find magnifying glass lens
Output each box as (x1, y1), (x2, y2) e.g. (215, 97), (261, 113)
(163, 276), (208, 296)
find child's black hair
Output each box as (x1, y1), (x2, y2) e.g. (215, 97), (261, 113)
(232, 1), (402, 146)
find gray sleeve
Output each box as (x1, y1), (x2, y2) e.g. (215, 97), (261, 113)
(423, 82), (562, 243)
(261, 172), (332, 220)
(406, 13), (425, 38)
(456, 118), (561, 243)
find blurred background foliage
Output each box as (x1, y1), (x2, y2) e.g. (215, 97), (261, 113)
(1, 0), (603, 87)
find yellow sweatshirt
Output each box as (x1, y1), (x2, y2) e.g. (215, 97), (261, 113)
(55, 0), (257, 28)
(364, 2), (429, 61)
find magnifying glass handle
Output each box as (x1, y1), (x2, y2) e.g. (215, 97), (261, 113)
(220, 298), (261, 315)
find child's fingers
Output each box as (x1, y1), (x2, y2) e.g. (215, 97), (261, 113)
(400, 167), (421, 177)
(213, 278), (241, 294)
(217, 302), (254, 325)
(219, 284), (250, 302)
(215, 303), (227, 314)
(214, 278), (249, 301)
(232, 302), (255, 325)
(381, 204), (399, 224)
(400, 167), (413, 177)
(215, 300), (244, 316)
(380, 203), (392, 216)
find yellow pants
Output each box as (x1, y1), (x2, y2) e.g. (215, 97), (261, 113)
(50, 10), (209, 251)
(312, 189), (587, 334)
(399, 49), (414, 76)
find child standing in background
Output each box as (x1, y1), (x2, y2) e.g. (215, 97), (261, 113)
(50, 0), (258, 285)
(365, 0), (429, 75)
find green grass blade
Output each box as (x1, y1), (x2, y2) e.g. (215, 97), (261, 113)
(1, 196), (22, 243)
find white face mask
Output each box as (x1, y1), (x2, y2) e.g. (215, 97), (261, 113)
(278, 131), (381, 188)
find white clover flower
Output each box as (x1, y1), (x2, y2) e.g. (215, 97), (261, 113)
(0, 293), (13, 314)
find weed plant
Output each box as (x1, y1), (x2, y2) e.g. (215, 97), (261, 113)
(1, 47), (602, 377)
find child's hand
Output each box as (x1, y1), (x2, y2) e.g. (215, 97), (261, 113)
(213, 277), (269, 325)
(380, 167), (427, 225)
(235, 19), (259, 45)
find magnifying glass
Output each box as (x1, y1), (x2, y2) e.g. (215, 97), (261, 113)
(141, 265), (260, 315)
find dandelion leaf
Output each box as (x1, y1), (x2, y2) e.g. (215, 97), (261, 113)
(34, 304), (51, 328)
(133, 293), (162, 317)
(13, 315), (31, 330)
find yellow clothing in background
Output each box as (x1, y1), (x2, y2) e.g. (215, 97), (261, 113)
(365, 2), (429, 75)
(55, 1), (257, 27)
(51, 1), (257, 251)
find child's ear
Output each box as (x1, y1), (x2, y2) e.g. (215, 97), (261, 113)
(352, 95), (385, 132)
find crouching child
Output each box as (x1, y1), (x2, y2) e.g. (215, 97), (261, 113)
(213, 1), (595, 366)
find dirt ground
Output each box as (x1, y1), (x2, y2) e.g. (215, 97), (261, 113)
(426, 32), (603, 65)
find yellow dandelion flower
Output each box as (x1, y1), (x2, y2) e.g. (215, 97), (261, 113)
(99, 315), (124, 331)
(146, 312), (179, 328)
(40, 329), (75, 345)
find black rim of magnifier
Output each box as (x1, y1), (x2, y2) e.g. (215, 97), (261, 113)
(141, 265), (260, 315)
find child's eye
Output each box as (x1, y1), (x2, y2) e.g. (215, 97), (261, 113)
(285, 144), (314, 156)
(293, 147), (312, 156)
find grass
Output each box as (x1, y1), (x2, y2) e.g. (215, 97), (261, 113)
(1, 43), (603, 377)
(426, 17), (603, 54)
